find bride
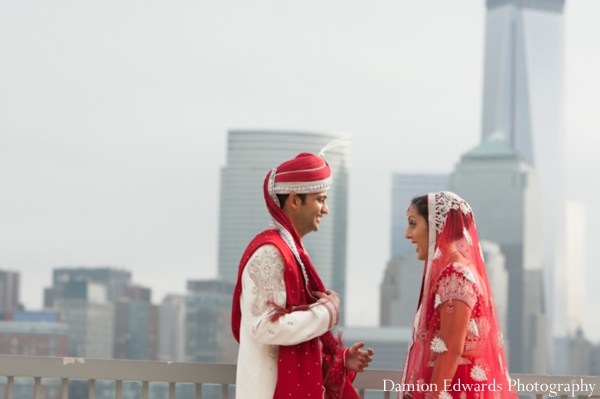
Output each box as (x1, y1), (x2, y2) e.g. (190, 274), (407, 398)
(400, 191), (515, 399)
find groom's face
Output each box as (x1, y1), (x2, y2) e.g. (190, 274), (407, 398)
(284, 191), (329, 238)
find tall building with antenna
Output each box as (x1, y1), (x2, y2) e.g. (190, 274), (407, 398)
(480, 0), (567, 370)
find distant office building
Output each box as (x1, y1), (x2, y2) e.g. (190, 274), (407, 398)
(0, 315), (67, 399)
(0, 310), (68, 356)
(0, 270), (20, 313)
(159, 294), (186, 362)
(481, 0), (565, 165)
(339, 326), (410, 371)
(0, 323), (68, 356)
(123, 284), (152, 303)
(43, 286), (62, 309)
(45, 267), (131, 307)
(565, 201), (586, 337)
(390, 174), (448, 259)
(480, 240), (509, 333)
(185, 279), (238, 364)
(113, 285), (159, 361)
(55, 281), (114, 359)
(481, 0), (567, 352)
(568, 329), (600, 376)
(379, 257), (421, 328)
(218, 130), (350, 324)
(450, 138), (548, 373)
(6, 310), (61, 323)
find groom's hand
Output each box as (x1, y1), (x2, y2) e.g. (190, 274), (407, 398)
(346, 342), (374, 372)
(313, 289), (340, 310)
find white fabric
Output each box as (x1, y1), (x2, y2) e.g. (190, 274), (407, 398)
(235, 244), (333, 399)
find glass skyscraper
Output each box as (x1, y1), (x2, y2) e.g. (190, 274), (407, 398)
(480, 0), (567, 349)
(218, 130), (350, 325)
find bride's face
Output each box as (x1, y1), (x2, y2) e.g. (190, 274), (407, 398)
(405, 205), (429, 260)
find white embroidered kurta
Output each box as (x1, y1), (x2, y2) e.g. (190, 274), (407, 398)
(235, 244), (336, 399)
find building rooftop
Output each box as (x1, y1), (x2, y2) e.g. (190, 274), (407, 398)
(462, 139), (519, 160)
(487, 0), (564, 13)
(0, 321), (69, 335)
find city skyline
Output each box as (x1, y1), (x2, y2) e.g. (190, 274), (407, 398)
(1, 1), (599, 339)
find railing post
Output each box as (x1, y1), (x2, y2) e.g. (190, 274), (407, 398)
(61, 378), (69, 399)
(195, 382), (202, 399)
(34, 377), (42, 399)
(116, 380), (122, 399)
(7, 376), (14, 399)
(169, 382), (176, 399)
(88, 379), (95, 399)
(142, 381), (149, 399)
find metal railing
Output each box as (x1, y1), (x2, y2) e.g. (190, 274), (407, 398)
(1, 355), (599, 399)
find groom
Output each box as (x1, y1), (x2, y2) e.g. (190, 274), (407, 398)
(231, 151), (373, 399)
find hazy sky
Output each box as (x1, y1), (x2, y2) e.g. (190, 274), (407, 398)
(1, 1), (599, 340)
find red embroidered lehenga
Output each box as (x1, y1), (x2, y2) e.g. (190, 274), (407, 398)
(400, 192), (516, 399)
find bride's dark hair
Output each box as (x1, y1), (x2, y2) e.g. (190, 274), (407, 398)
(410, 195), (428, 221)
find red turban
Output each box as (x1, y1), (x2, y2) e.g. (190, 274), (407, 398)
(269, 152), (332, 196)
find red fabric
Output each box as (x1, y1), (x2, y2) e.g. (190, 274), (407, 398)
(323, 341), (359, 399)
(231, 230), (357, 399)
(401, 192), (516, 399)
(274, 152), (331, 184)
(420, 355), (506, 399)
